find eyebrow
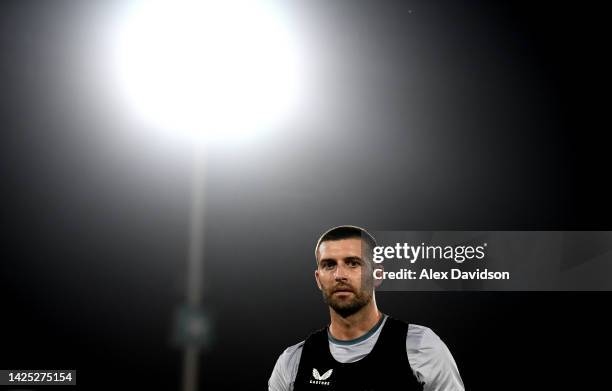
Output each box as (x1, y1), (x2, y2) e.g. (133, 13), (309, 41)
(319, 256), (362, 265)
(319, 258), (335, 265)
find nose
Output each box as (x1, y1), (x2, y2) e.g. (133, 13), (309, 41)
(333, 263), (349, 281)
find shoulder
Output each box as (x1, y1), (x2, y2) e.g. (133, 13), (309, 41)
(268, 340), (305, 391)
(278, 340), (305, 368)
(406, 324), (442, 353)
(405, 324), (465, 390)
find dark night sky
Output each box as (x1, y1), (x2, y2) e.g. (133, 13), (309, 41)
(1, 1), (611, 390)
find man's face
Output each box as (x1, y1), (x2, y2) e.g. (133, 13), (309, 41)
(315, 238), (374, 318)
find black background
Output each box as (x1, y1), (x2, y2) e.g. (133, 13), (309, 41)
(1, 1), (611, 390)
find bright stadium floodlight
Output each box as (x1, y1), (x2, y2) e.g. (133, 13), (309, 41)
(108, 0), (306, 143)
(105, 2), (308, 391)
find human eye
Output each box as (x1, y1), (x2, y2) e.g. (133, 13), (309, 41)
(321, 261), (336, 270)
(347, 259), (360, 267)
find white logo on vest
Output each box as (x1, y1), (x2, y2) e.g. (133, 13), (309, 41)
(310, 368), (333, 386)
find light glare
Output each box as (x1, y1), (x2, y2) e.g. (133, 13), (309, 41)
(109, 0), (305, 142)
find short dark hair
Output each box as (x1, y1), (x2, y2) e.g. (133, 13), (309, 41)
(314, 225), (377, 263)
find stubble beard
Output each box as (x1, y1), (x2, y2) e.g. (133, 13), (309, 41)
(322, 285), (373, 318)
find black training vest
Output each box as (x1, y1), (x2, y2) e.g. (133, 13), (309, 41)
(294, 317), (423, 391)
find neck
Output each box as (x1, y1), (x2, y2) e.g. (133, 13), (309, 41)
(328, 295), (381, 341)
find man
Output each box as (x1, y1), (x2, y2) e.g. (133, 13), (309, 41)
(268, 225), (464, 391)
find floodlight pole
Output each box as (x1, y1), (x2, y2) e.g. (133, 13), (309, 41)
(183, 146), (207, 391)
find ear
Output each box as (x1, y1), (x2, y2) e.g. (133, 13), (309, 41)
(314, 269), (322, 290)
(373, 264), (384, 289)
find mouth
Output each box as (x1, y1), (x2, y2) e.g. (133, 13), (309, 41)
(333, 288), (354, 294)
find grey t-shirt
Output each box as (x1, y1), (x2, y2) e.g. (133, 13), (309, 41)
(268, 315), (464, 391)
